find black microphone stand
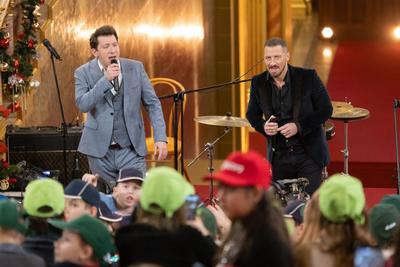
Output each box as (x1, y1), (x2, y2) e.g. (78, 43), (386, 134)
(49, 53), (68, 185)
(394, 99), (400, 193)
(158, 78), (251, 175)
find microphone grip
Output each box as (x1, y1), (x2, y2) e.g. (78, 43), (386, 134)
(113, 76), (119, 92)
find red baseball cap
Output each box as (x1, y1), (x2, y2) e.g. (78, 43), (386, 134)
(205, 150), (271, 189)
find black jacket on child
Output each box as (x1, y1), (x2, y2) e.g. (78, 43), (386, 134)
(116, 223), (216, 267)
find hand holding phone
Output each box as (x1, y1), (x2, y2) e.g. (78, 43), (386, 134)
(264, 115), (278, 136)
(185, 194), (200, 220)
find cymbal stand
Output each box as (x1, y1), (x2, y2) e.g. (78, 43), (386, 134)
(394, 99), (400, 193)
(188, 127), (231, 205)
(342, 120), (349, 174)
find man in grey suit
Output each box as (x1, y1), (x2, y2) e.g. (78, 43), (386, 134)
(75, 25), (167, 184)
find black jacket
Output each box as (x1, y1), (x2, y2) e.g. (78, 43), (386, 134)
(115, 223), (216, 267)
(246, 65), (333, 167)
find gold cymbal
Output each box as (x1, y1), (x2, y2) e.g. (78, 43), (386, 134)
(332, 101), (353, 109)
(331, 107), (370, 120)
(194, 115), (251, 127)
(332, 101), (353, 116)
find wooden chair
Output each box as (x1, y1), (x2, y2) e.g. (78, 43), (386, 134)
(145, 77), (190, 182)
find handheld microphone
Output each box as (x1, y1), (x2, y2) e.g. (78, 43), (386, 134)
(110, 58), (119, 94)
(395, 99), (400, 109)
(42, 39), (62, 61)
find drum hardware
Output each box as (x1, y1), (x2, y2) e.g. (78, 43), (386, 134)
(331, 100), (370, 174)
(190, 113), (250, 205)
(188, 127), (231, 205)
(272, 177), (310, 206)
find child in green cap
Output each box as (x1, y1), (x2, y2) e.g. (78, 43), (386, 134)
(0, 200), (45, 267)
(295, 174), (384, 267)
(116, 166), (215, 267)
(49, 215), (115, 267)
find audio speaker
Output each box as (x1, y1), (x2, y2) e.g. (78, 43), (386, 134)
(6, 125), (89, 185)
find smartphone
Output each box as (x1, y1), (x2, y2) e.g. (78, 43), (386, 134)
(185, 194), (200, 220)
(268, 115), (277, 123)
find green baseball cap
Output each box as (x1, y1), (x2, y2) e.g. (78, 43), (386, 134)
(49, 215), (115, 262)
(140, 167), (195, 218)
(369, 203), (400, 246)
(0, 200), (27, 234)
(381, 195), (400, 213)
(319, 173), (365, 224)
(23, 178), (65, 218)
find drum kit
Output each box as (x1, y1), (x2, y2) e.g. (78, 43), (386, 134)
(192, 101), (370, 204)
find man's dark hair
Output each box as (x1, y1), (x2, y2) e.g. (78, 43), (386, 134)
(89, 25), (118, 49)
(264, 37), (288, 50)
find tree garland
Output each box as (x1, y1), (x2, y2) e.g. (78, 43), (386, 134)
(0, 0), (44, 118)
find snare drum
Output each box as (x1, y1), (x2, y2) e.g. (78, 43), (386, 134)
(324, 121), (335, 140)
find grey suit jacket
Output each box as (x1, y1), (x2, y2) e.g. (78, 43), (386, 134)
(75, 58), (167, 158)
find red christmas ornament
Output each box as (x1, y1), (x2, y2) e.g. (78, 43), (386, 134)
(1, 159), (9, 169)
(39, 0), (45, 4)
(13, 59), (20, 69)
(1, 109), (10, 119)
(7, 102), (21, 112)
(0, 38), (9, 49)
(17, 32), (24, 39)
(8, 178), (17, 184)
(27, 39), (35, 48)
(0, 141), (7, 153)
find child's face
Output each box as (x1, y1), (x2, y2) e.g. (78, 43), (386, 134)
(54, 230), (92, 264)
(217, 184), (259, 220)
(113, 181), (141, 209)
(64, 198), (93, 221)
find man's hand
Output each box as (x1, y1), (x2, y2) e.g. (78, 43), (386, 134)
(104, 62), (120, 81)
(154, 141), (168, 160)
(277, 122), (298, 138)
(264, 121), (279, 136)
(82, 173), (99, 187)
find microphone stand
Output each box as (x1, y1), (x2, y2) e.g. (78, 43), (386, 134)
(158, 78), (251, 175)
(49, 53), (68, 185)
(394, 99), (400, 193)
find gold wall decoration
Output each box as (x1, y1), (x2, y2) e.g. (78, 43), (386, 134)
(236, 0), (268, 151)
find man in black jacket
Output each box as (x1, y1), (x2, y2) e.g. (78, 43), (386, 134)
(246, 37), (332, 194)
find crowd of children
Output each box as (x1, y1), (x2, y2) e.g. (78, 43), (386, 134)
(1, 150), (400, 267)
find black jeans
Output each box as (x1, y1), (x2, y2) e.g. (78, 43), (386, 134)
(272, 145), (322, 195)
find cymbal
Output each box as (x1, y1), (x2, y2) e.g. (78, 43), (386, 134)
(194, 115), (251, 127)
(331, 107), (370, 120)
(332, 101), (353, 109)
(332, 101), (353, 117)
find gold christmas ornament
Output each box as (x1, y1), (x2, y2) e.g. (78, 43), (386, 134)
(33, 23), (40, 30)
(0, 179), (9, 191)
(0, 62), (9, 72)
(33, 5), (41, 17)
(29, 79), (40, 89)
